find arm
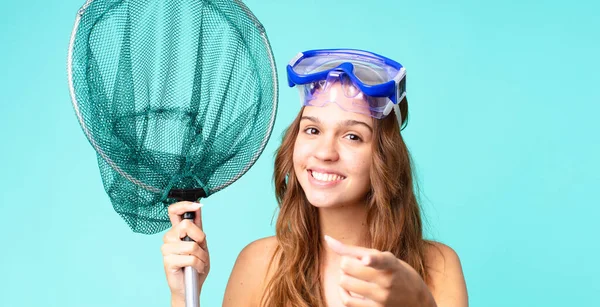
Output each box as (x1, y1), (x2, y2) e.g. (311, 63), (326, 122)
(223, 236), (278, 307)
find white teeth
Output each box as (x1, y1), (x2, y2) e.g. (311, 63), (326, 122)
(311, 171), (344, 182)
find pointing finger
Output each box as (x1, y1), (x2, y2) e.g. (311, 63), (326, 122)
(324, 235), (375, 260)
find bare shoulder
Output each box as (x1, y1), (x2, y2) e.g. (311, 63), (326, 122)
(424, 241), (462, 276)
(423, 241), (469, 307)
(233, 236), (278, 268)
(223, 236), (279, 307)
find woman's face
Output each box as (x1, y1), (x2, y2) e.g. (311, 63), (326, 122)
(293, 82), (374, 208)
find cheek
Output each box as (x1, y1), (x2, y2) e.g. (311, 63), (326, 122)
(343, 149), (372, 179)
(292, 138), (309, 169)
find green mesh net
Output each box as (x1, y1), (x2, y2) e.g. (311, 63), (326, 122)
(67, 0), (278, 234)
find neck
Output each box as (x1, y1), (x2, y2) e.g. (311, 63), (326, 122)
(318, 202), (369, 260)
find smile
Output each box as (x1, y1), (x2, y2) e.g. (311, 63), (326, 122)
(309, 170), (346, 182)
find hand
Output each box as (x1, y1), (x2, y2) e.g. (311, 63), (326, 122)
(325, 235), (434, 307)
(161, 201), (210, 304)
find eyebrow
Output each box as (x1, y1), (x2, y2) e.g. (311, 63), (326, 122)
(300, 116), (373, 133)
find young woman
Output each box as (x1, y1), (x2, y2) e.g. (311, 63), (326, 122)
(162, 49), (468, 307)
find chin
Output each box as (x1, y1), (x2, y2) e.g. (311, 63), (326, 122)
(303, 190), (354, 209)
(306, 196), (339, 208)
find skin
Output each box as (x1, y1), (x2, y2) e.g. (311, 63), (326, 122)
(162, 83), (468, 307)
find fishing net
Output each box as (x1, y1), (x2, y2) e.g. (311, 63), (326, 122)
(67, 0), (278, 235)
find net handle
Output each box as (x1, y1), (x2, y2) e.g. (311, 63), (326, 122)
(183, 211), (199, 307)
(168, 188), (206, 307)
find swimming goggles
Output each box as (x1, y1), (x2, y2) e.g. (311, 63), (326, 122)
(287, 49), (406, 121)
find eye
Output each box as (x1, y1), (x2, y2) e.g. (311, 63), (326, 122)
(304, 127), (319, 135)
(344, 133), (362, 142)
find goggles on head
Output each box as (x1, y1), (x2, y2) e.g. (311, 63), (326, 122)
(286, 49), (406, 121)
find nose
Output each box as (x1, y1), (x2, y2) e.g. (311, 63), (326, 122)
(313, 134), (339, 162)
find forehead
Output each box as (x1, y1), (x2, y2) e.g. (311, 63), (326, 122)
(301, 106), (374, 130)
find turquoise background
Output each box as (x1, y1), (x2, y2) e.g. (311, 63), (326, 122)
(1, 0), (598, 306)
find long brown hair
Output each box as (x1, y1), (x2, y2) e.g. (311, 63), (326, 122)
(261, 98), (430, 306)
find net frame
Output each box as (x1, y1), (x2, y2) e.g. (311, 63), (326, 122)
(66, 0), (279, 233)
